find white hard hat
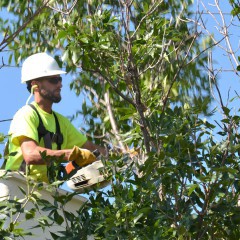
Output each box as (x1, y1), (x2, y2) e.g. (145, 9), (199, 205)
(21, 52), (66, 83)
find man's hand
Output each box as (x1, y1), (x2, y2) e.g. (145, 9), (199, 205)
(68, 146), (96, 167)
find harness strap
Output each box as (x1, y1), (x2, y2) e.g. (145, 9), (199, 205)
(28, 104), (65, 181)
(29, 104), (63, 150)
(52, 112), (63, 150)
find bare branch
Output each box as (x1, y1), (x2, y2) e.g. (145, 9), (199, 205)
(104, 91), (127, 152)
(46, 0), (78, 15)
(161, 31), (198, 113)
(131, 0), (163, 39)
(216, 0), (239, 68)
(83, 85), (106, 107)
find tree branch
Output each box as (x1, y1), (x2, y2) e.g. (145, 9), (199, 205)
(0, 0), (51, 52)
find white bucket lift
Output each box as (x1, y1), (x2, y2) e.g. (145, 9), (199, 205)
(0, 170), (88, 240)
(0, 160), (110, 239)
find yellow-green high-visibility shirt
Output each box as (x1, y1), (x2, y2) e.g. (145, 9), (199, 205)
(6, 101), (87, 183)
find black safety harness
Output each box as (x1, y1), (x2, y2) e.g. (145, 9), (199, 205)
(28, 104), (65, 180)
(28, 104), (63, 150)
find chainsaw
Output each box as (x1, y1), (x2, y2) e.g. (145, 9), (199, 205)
(66, 159), (110, 193)
(66, 148), (137, 193)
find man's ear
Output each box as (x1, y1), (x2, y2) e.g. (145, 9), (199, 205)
(32, 85), (38, 91)
(31, 81), (38, 92)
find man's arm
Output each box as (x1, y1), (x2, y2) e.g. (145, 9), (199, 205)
(20, 138), (106, 165)
(20, 137), (71, 165)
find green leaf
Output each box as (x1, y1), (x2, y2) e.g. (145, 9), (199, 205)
(80, 37), (89, 43)
(58, 30), (68, 39)
(133, 213), (143, 224)
(25, 208), (36, 220)
(53, 211), (64, 225)
(222, 106), (230, 116)
(187, 184), (198, 196)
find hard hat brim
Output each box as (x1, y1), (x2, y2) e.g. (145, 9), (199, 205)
(21, 70), (66, 83)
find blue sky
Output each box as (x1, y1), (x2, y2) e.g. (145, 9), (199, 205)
(0, 1), (239, 190)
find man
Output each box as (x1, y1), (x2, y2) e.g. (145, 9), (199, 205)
(5, 52), (106, 183)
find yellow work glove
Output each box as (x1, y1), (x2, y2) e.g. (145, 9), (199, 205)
(68, 146), (96, 167)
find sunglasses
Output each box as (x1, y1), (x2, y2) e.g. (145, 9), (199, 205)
(45, 76), (62, 84)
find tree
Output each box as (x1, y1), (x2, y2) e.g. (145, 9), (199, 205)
(0, 0), (240, 239)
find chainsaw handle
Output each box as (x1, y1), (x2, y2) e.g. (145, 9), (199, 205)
(93, 149), (101, 158)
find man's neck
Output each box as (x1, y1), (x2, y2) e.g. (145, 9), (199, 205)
(34, 99), (53, 114)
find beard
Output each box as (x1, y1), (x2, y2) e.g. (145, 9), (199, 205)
(39, 86), (62, 103)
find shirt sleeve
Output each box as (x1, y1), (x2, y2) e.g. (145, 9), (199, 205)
(9, 106), (39, 146)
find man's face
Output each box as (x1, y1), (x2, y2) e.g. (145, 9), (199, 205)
(37, 75), (62, 103)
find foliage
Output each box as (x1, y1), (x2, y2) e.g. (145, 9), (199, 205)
(229, 0), (240, 20)
(0, 0), (240, 239)
(86, 105), (240, 239)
